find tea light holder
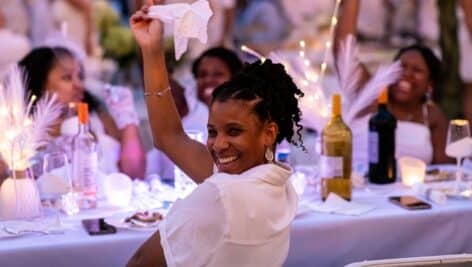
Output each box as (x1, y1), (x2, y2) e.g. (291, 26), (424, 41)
(399, 157), (426, 187)
(103, 172), (133, 207)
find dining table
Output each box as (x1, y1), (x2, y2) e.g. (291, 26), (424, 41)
(1, 172), (472, 267)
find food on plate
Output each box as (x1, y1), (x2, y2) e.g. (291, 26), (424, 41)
(125, 211), (163, 225)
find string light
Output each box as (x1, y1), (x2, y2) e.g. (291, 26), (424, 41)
(318, 0), (342, 86)
(240, 45), (266, 62)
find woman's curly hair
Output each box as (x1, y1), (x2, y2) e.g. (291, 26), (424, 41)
(212, 59), (304, 149)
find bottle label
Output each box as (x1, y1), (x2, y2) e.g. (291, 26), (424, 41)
(276, 148), (290, 163)
(320, 155), (343, 178)
(72, 150), (98, 190)
(368, 131), (379, 164)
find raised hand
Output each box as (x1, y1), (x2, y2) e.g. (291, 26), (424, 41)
(129, 0), (165, 51)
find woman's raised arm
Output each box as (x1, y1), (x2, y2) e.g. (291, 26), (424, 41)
(130, 3), (213, 183)
(333, 0), (371, 83)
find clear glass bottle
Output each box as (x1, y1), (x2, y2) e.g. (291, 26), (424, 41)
(72, 103), (98, 209)
(320, 94), (352, 201)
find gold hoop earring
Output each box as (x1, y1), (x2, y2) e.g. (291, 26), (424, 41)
(265, 147), (274, 163)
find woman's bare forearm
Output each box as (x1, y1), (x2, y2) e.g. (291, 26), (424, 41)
(140, 48), (213, 182)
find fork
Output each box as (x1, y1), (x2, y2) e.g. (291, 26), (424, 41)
(2, 226), (63, 235)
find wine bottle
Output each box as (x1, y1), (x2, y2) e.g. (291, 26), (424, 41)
(72, 102), (98, 209)
(368, 89), (397, 184)
(320, 94), (352, 201)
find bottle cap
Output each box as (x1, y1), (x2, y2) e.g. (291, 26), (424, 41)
(332, 94), (341, 116)
(378, 89), (388, 104)
(77, 102), (89, 124)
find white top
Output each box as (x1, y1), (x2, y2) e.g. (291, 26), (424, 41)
(159, 163), (297, 267)
(395, 121), (433, 164)
(353, 118), (433, 167)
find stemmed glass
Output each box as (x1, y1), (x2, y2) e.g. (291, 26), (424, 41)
(445, 120), (471, 193)
(42, 152), (72, 226)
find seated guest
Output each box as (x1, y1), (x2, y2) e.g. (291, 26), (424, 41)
(191, 46), (244, 108)
(19, 46), (146, 178)
(127, 4), (303, 266)
(334, 0), (452, 164)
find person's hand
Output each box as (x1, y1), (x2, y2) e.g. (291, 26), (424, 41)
(130, 0), (165, 51)
(102, 85), (139, 130)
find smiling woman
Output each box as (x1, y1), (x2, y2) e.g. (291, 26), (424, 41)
(334, 0), (452, 164)
(18, 46), (146, 178)
(128, 2), (304, 266)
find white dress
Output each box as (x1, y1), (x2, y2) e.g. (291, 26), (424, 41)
(353, 114), (434, 168)
(159, 163), (297, 267)
(395, 121), (433, 164)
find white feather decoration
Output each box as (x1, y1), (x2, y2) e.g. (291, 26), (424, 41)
(336, 34), (363, 109)
(0, 65), (62, 170)
(268, 50), (330, 132)
(344, 60), (402, 124)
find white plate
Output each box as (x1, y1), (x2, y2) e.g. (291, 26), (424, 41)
(105, 213), (161, 232)
(425, 164), (472, 183)
(425, 180), (472, 200)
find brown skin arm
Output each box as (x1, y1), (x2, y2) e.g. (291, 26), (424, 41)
(130, 2), (213, 183)
(333, 0), (371, 89)
(98, 110), (147, 179)
(127, 231), (167, 267)
(221, 6), (235, 46)
(428, 103), (454, 164)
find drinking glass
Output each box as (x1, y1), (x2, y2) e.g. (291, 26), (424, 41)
(445, 120), (471, 192)
(42, 152), (73, 224)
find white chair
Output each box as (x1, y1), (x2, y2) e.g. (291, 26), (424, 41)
(345, 254), (472, 267)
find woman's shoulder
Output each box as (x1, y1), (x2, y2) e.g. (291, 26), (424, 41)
(426, 101), (448, 128)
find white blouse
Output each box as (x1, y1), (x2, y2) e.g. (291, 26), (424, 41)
(159, 163), (297, 267)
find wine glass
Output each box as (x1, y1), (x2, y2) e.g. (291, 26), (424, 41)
(41, 152), (72, 226)
(445, 120), (471, 193)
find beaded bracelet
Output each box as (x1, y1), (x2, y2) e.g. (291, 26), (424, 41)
(144, 86), (171, 97)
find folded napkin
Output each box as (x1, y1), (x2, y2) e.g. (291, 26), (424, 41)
(303, 193), (375, 216)
(412, 183), (447, 205)
(148, 0), (213, 60)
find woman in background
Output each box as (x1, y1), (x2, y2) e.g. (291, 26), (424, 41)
(19, 46), (146, 178)
(335, 0), (451, 164)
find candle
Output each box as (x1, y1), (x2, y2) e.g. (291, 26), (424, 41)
(399, 157), (426, 187)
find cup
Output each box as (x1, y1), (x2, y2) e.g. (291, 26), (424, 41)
(399, 157), (426, 187)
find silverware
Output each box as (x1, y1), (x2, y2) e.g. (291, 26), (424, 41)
(2, 226), (63, 235)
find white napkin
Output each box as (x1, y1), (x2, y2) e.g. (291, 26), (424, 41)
(412, 183), (447, 205)
(37, 166), (71, 198)
(147, 0), (213, 60)
(304, 193), (375, 216)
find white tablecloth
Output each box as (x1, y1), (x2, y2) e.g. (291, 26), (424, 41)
(1, 183), (472, 267)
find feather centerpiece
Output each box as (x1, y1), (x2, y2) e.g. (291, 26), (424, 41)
(0, 65), (62, 171)
(336, 34), (363, 113)
(343, 60), (402, 124)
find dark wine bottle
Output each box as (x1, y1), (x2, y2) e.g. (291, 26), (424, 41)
(368, 89), (397, 184)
